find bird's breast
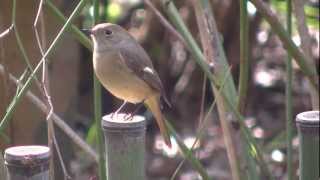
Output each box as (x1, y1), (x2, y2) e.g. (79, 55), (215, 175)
(93, 51), (155, 103)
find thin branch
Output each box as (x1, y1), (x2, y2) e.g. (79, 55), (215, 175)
(166, 120), (210, 180)
(238, 0), (250, 114)
(11, 0), (43, 92)
(161, 0), (273, 178)
(0, 63), (98, 162)
(198, 74), (207, 129)
(239, 1), (259, 179)
(292, 0), (313, 60)
(0, 26), (11, 117)
(0, 0), (90, 132)
(34, 0), (63, 178)
(171, 66), (232, 179)
(33, 0), (44, 27)
(250, 0), (319, 90)
(0, 24), (14, 39)
(143, 0), (187, 47)
(44, 0), (92, 50)
(285, 0), (293, 179)
(192, 1), (241, 179)
(292, 0), (319, 109)
(52, 133), (71, 179)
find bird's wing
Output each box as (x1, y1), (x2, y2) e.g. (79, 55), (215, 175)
(116, 41), (171, 106)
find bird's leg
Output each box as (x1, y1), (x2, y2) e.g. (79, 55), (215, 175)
(111, 101), (127, 119)
(124, 101), (145, 121)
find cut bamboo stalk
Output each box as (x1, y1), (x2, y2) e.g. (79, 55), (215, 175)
(102, 113), (146, 180)
(0, 151), (6, 178)
(4, 145), (50, 180)
(296, 111), (319, 180)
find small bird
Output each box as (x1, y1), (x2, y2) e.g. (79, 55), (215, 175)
(84, 23), (171, 147)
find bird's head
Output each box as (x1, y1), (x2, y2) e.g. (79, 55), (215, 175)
(83, 23), (133, 52)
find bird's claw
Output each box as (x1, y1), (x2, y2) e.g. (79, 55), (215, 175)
(123, 113), (134, 121)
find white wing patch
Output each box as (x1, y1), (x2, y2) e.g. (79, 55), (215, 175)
(143, 67), (154, 75)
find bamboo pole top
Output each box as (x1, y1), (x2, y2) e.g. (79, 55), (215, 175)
(102, 113), (146, 130)
(4, 146), (50, 165)
(296, 111), (319, 133)
(296, 111), (319, 126)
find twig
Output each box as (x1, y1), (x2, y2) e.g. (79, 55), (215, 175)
(0, 26), (11, 120)
(0, 63), (98, 162)
(0, 24), (13, 39)
(171, 66), (232, 179)
(198, 74), (207, 130)
(143, 0), (187, 47)
(285, 0), (293, 179)
(173, 60), (196, 94)
(292, 0), (313, 60)
(166, 121), (210, 180)
(0, 0), (44, 132)
(34, 0), (70, 178)
(0, 0), (89, 133)
(11, 0), (43, 92)
(238, 0), (249, 114)
(161, 0), (273, 178)
(239, 1), (258, 179)
(44, 0), (92, 50)
(160, 0), (214, 83)
(192, 1), (241, 179)
(292, 0), (319, 109)
(52, 133), (71, 179)
(250, 0), (319, 90)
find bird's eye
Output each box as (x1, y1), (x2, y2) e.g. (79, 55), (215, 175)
(105, 29), (112, 36)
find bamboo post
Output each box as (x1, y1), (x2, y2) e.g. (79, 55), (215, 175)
(4, 145), (50, 180)
(1, 151), (6, 178)
(296, 110), (319, 180)
(102, 113), (146, 180)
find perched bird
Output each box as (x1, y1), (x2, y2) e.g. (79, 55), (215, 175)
(84, 23), (171, 147)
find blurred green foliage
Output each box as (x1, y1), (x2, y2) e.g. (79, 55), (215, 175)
(271, 0), (319, 28)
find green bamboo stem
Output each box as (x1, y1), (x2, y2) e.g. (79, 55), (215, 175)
(225, 93), (273, 180)
(170, 66), (233, 179)
(165, 120), (210, 180)
(161, 1), (214, 83)
(0, 0), (89, 132)
(92, 0), (106, 180)
(192, 1), (241, 180)
(11, 0), (42, 92)
(239, 1), (258, 179)
(250, 0), (319, 90)
(44, 0), (92, 50)
(13, 26), (36, 81)
(296, 111), (320, 180)
(285, 0), (293, 179)
(161, 0), (273, 178)
(160, 0), (238, 113)
(212, 84), (241, 180)
(161, 0), (239, 111)
(162, 0), (237, 104)
(238, 0), (249, 114)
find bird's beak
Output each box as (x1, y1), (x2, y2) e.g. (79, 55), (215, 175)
(81, 29), (92, 36)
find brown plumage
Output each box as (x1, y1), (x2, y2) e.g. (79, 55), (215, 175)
(88, 23), (171, 147)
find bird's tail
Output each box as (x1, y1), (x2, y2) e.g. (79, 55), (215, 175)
(145, 95), (172, 148)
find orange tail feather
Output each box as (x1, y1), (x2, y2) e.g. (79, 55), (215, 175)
(145, 95), (171, 147)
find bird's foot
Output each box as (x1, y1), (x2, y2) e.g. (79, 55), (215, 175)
(110, 112), (117, 120)
(123, 113), (134, 121)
